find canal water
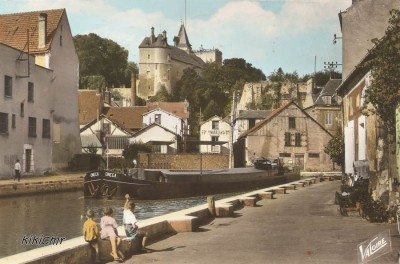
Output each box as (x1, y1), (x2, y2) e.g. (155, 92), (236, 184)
(0, 190), (239, 258)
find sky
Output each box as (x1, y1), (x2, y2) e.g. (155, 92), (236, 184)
(1, 0), (352, 77)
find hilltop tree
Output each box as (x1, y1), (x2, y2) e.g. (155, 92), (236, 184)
(74, 33), (128, 88)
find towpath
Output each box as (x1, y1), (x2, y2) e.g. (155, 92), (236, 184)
(122, 180), (400, 264)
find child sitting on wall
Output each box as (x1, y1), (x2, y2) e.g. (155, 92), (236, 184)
(123, 194), (150, 253)
(83, 209), (100, 263)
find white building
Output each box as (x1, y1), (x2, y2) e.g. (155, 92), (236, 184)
(130, 123), (180, 153)
(0, 43), (54, 177)
(80, 115), (133, 156)
(143, 108), (187, 137)
(0, 9), (81, 172)
(200, 116), (231, 154)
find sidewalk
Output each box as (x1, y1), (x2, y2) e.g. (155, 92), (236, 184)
(122, 181), (400, 264)
(0, 172), (84, 185)
(0, 172), (84, 197)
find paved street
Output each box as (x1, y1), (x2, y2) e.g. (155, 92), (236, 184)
(121, 180), (400, 264)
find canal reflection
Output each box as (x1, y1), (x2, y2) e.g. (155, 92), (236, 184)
(0, 190), (238, 257)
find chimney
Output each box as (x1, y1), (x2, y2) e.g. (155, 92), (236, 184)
(38, 13), (47, 48)
(131, 72), (137, 106)
(162, 30), (167, 39)
(150, 27), (155, 44)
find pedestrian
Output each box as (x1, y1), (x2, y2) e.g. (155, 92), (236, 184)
(83, 209), (100, 263)
(14, 159), (21, 181)
(100, 207), (123, 262)
(132, 159), (137, 168)
(123, 194), (150, 253)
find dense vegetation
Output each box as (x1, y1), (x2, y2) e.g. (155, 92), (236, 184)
(361, 9), (400, 135)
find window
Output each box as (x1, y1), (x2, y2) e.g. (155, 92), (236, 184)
(212, 121), (219, 130)
(325, 112), (333, 126)
(147, 54), (151, 59)
(211, 136), (219, 152)
(53, 124), (61, 143)
(284, 132), (291, 146)
(4, 75), (12, 97)
(42, 119), (50, 138)
(152, 145), (161, 153)
(288, 117), (296, 129)
(0, 112), (8, 134)
(155, 114), (161, 124)
(107, 137), (129, 149)
(20, 103), (24, 117)
(309, 153), (320, 158)
(12, 114), (15, 129)
(28, 82), (34, 102)
(295, 133), (301, 147)
(323, 96), (331, 104)
(59, 35), (63, 46)
(28, 117), (37, 137)
(279, 153), (291, 158)
(103, 123), (110, 135)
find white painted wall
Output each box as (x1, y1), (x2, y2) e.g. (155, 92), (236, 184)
(143, 109), (184, 136)
(45, 13), (81, 168)
(199, 116), (231, 153)
(0, 44), (54, 178)
(130, 125), (178, 153)
(344, 120), (355, 174)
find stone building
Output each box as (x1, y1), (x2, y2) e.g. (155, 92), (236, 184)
(305, 79), (342, 135)
(235, 101), (334, 171)
(0, 9), (81, 173)
(138, 24), (205, 99)
(339, 0), (400, 79)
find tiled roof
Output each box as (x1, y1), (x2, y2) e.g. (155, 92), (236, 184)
(147, 102), (190, 119)
(79, 90), (103, 126)
(0, 9), (64, 53)
(105, 107), (149, 131)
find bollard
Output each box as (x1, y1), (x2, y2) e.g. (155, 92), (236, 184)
(207, 196), (216, 217)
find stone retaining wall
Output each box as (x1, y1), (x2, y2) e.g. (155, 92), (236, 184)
(0, 180), (83, 198)
(0, 177), (330, 264)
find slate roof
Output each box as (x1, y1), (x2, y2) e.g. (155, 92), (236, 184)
(314, 79), (342, 105)
(0, 9), (64, 53)
(236, 110), (272, 119)
(239, 101), (333, 139)
(79, 90), (103, 126)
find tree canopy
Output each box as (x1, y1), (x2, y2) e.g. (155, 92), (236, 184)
(74, 33), (129, 88)
(361, 9), (400, 134)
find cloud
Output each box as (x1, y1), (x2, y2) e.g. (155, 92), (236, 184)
(3, 0), (352, 75)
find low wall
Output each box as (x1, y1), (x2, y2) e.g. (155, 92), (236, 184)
(0, 178), (323, 264)
(0, 180), (83, 198)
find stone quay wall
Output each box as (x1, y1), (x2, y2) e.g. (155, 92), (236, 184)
(0, 179), (83, 198)
(0, 177), (327, 264)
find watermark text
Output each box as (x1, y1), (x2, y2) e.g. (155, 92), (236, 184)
(21, 234), (66, 246)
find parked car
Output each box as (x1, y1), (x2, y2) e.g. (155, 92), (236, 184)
(254, 158), (279, 170)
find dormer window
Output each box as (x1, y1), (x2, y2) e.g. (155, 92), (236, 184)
(323, 96), (331, 104)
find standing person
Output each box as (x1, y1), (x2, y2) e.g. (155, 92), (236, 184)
(100, 207), (123, 262)
(14, 159), (21, 181)
(123, 194), (150, 253)
(83, 209), (100, 263)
